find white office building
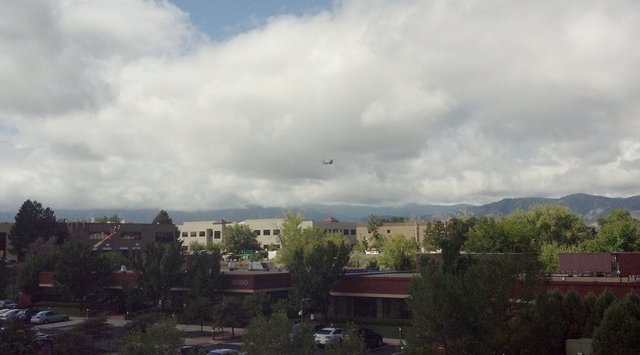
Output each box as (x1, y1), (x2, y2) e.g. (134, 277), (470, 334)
(178, 217), (357, 251)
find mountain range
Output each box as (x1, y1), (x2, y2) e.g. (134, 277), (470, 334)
(2, 193), (639, 225)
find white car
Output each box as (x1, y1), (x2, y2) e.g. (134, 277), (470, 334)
(30, 311), (69, 324)
(314, 327), (344, 345)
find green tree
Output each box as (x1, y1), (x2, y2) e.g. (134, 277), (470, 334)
(539, 241), (582, 273)
(278, 211), (304, 248)
(592, 293), (640, 355)
(366, 215), (384, 248)
(515, 290), (567, 354)
(221, 224), (260, 253)
(562, 290), (586, 340)
(243, 311), (315, 355)
(51, 317), (112, 355)
(291, 231), (350, 317)
(277, 213), (350, 317)
(212, 297), (245, 337)
(183, 296), (212, 334)
(152, 210), (173, 224)
(134, 241), (184, 310)
(54, 242), (111, 309)
(581, 292), (599, 337)
(242, 292), (273, 319)
(407, 255), (544, 354)
(120, 318), (183, 355)
(594, 288), (616, 327)
(526, 204), (589, 246)
(17, 238), (59, 297)
(464, 216), (537, 253)
(189, 241), (206, 252)
(378, 234), (417, 271)
(585, 209), (640, 252)
(183, 251), (222, 331)
(0, 319), (40, 354)
(325, 323), (367, 355)
(184, 251), (221, 301)
(94, 214), (121, 223)
(423, 218), (472, 272)
(103, 249), (134, 271)
(9, 200), (67, 261)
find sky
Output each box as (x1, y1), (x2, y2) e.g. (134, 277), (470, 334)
(1, 0), (640, 213)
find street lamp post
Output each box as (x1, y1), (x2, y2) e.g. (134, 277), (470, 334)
(299, 298), (311, 324)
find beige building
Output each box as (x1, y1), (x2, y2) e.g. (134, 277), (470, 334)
(178, 217), (357, 251)
(356, 220), (435, 248)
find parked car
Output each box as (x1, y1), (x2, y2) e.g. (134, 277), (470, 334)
(34, 329), (55, 341)
(357, 327), (384, 348)
(0, 309), (25, 320)
(30, 311), (69, 324)
(0, 309), (14, 317)
(17, 308), (40, 322)
(0, 300), (17, 309)
(314, 327), (344, 346)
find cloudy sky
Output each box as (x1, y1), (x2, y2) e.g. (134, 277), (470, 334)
(1, 0), (640, 213)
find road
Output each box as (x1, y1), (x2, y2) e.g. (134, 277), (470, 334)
(33, 316), (405, 354)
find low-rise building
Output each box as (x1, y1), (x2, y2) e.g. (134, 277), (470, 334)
(178, 217), (357, 251)
(66, 221), (177, 254)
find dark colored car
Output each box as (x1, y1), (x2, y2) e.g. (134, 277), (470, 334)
(358, 327), (384, 349)
(17, 308), (40, 322)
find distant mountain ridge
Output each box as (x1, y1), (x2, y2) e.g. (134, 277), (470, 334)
(1, 193), (639, 225)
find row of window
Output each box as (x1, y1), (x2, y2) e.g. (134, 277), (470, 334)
(326, 229), (357, 235)
(89, 231), (175, 242)
(180, 228), (356, 238)
(181, 230), (222, 238)
(253, 229), (279, 236)
(181, 229), (282, 238)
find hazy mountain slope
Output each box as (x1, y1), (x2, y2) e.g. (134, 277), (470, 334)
(1, 194), (639, 224)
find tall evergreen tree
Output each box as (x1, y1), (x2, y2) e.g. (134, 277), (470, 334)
(151, 210), (173, 224)
(9, 200), (67, 261)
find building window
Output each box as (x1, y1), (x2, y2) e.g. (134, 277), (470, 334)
(199, 231), (205, 237)
(350, 229), (356, 235)
(254, 230), (261, 236)
(273, 229), (280, 235)
(120, 231), (142, 240)
(387, 230), (391, 234)
(190, 231), (197, 237)
(182, 232), (188, 237)
(207, 229), (213, 237)
(89, 231), (109, 241)
(263, 230), (270, 236)
(214, 231), (221, 239)
(155, 232), (174, 243)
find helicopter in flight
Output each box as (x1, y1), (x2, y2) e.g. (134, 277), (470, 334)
(321, 159), (334, 165)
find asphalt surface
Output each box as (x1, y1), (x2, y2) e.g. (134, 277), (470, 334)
(32, 315), (405, 354)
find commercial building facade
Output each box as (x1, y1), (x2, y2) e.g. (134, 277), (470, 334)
(66, 221), (177, 254)
(178, 217), (357, 251)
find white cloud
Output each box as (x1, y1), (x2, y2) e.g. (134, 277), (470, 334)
(1, 0), (640, 213)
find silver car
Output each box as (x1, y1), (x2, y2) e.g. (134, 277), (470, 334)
(30, 310), (69, 324)
(0, 309), (24, 320)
